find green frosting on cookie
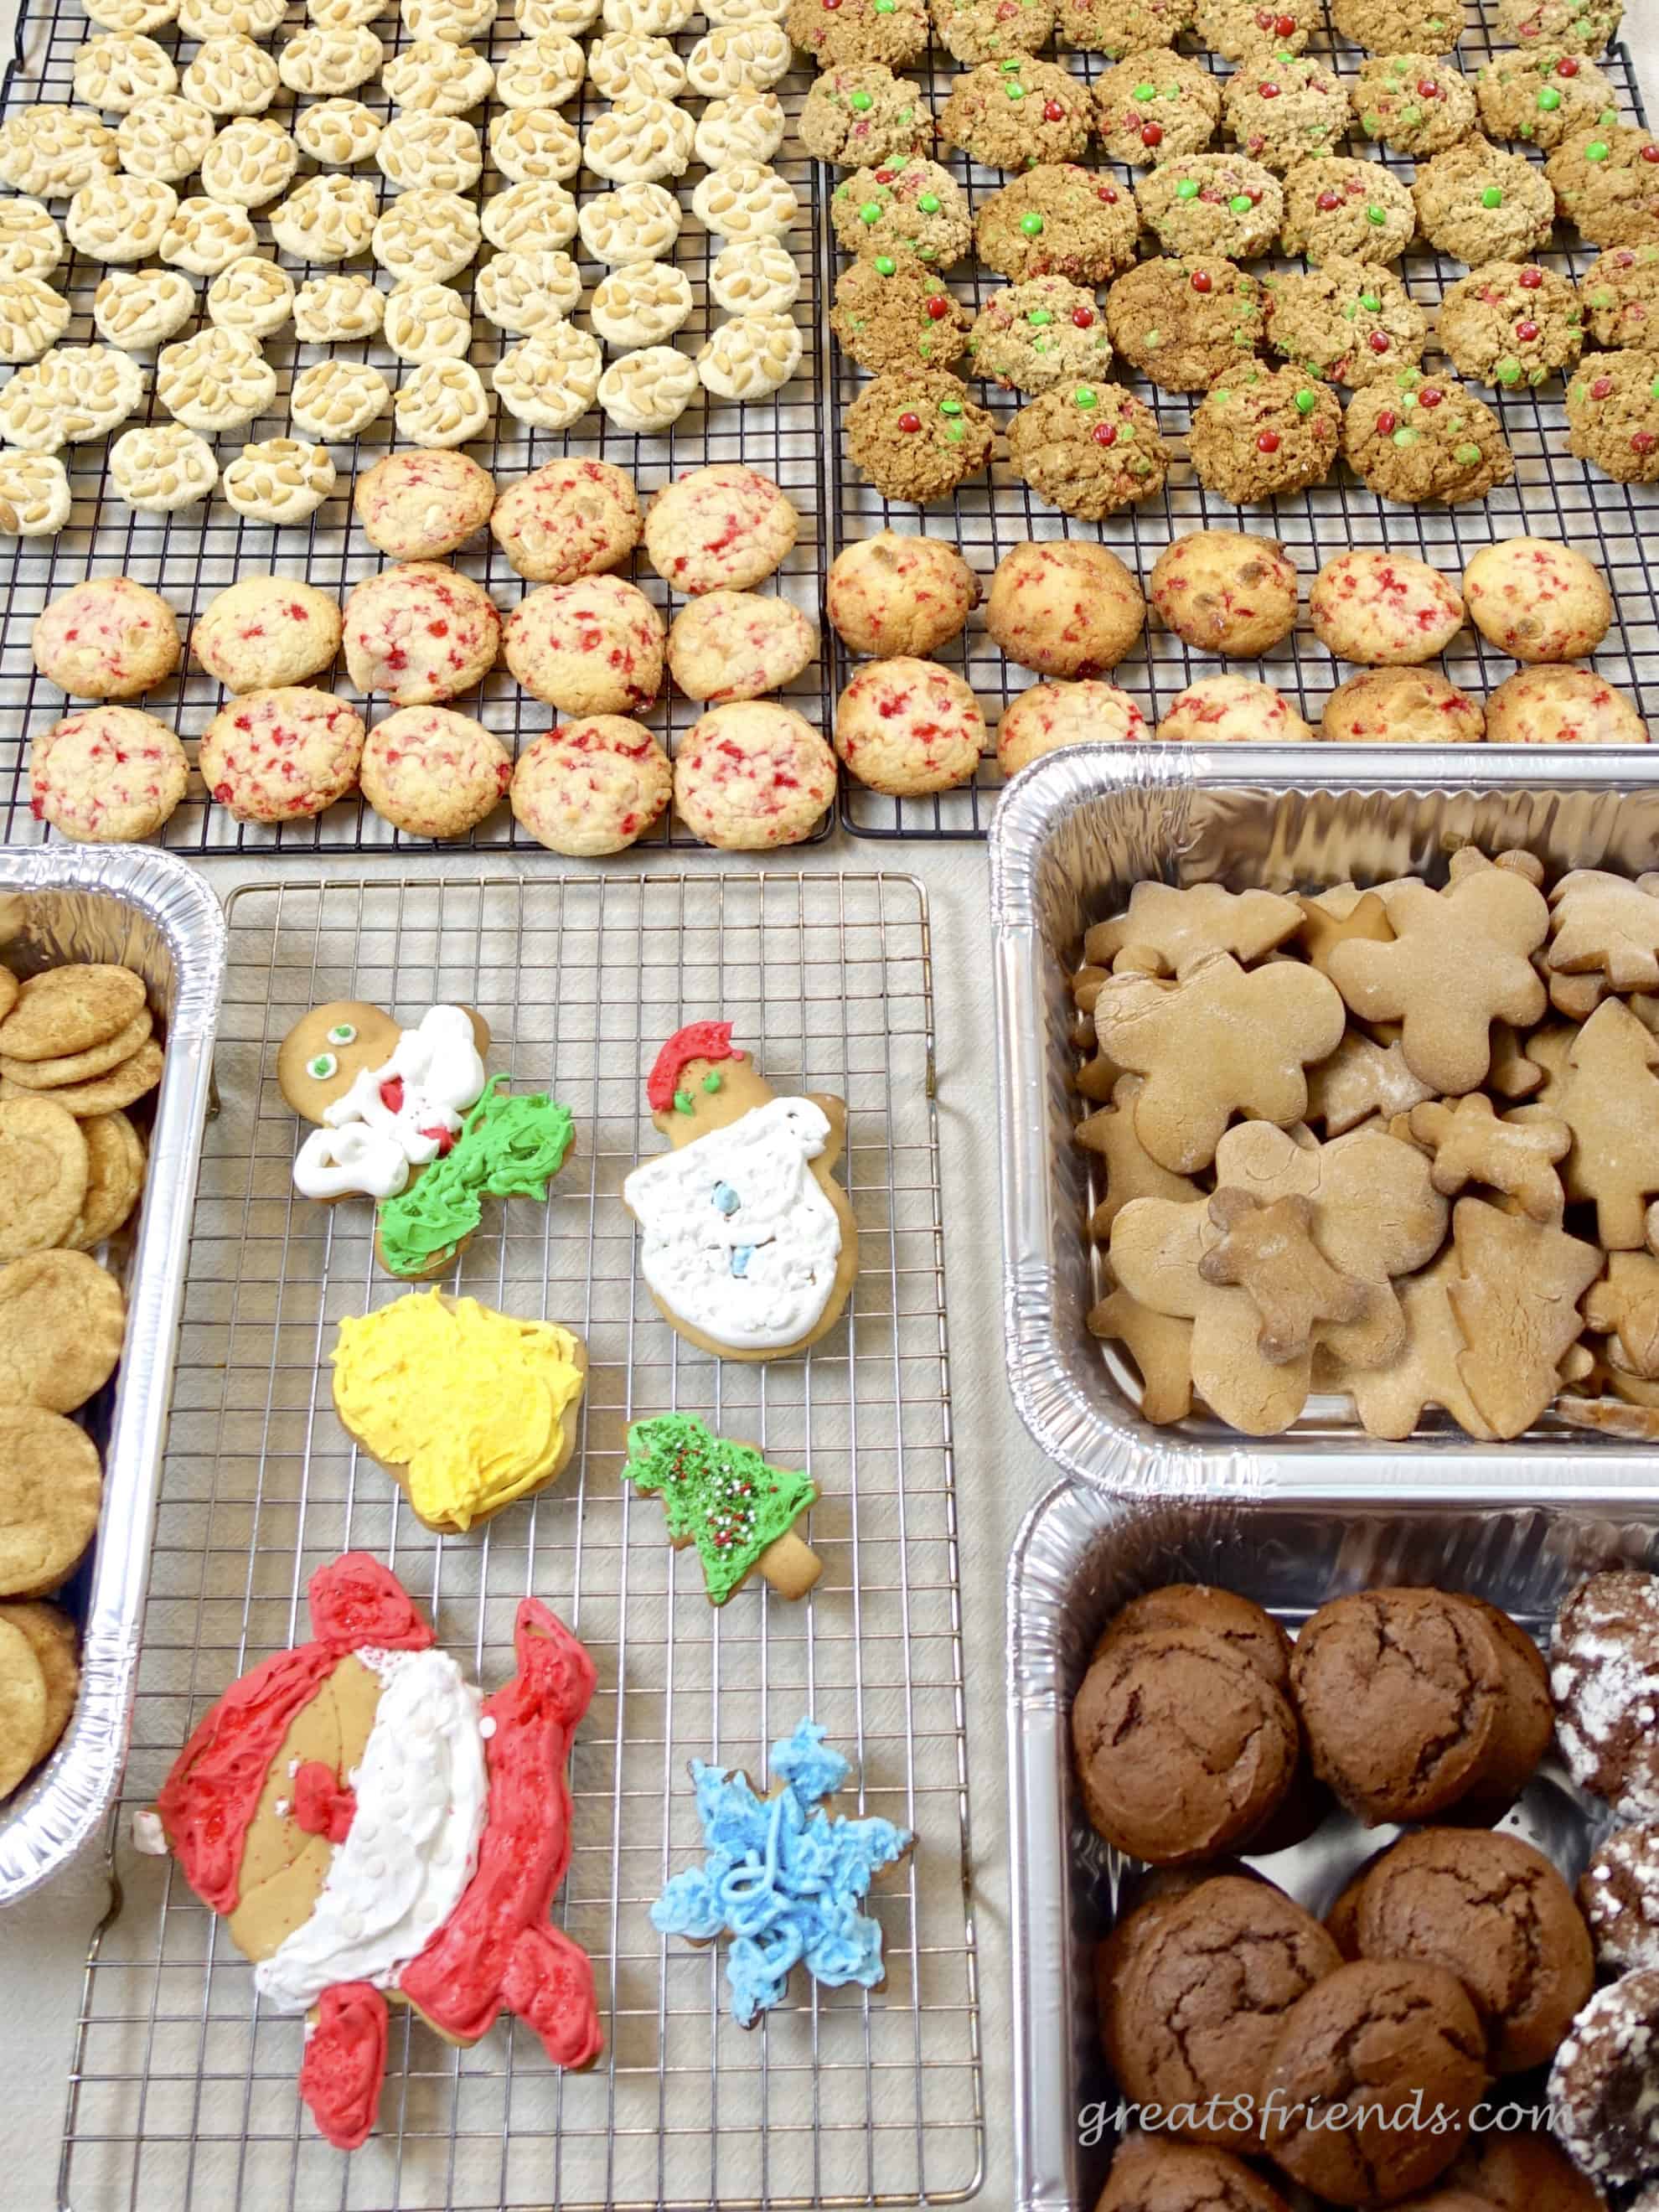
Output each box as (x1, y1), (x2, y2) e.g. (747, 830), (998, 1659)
(623, 1414), (818, 1605)
(378, 1078), (575, 1277)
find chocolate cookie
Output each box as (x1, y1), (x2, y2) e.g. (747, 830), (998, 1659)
(1094, 1583), (1293, 1685)
(798, 65), (936, 168)
(1548, 1967), (1659, 2188)
(1353, 1828), (1594, 2072)
(1222, 54), (1349, 174)
(1006, 380), (1173, 518)
(1055, 0), (1196, 57)
(1137, 154), (1284, 258)
(1449, 2131), (1606, 2212)
(1326, 1853), (1388, 1957)
(1565, 348), (1659, 481)
(1353, 55), (1480, 157)
(1475, 49), (1620, 152)
(785, 0), (931, 69)
(1281, 158), (1417, 262)
(1455, 1594), (1554, 1819)
(1262, 257), (1428, 387)
(1289, 1589), (1510, 1824)
(830, 158), (974, 269)
(1436, 261), (1584, 390)
(1413, 140), (1558, 265)
(1580, 1823), (1659, 1972)
(1105, 255), (1266, 390)
(1261, 1960), (1487, 2203)
(1071, 1620), (1299, 1862)
(1149, 531), (1300, 656)
(1118, 1873), (1342, 2143)
(1496, 0), (1624, 60)
(1547, 123), (1659, 250)
(845, 369), (995, 504)
(931, 0), (1058, 62)
(1093, 49), (1222, 166)
(1188, 364), (1342, 501)
(1343, 370), (1515, 504)
(830, 258), (971, 372)
(1098, 1869), (1222, 2075)
(1095, 2137), (1293, 2212)
(940, 54), (1093, 171)
(1583, 243), (1659, 346)
(1321, 668), (1486, 743)
(1194, 0), (1310, 60)
(1331, 0), (1467, 52)
(976, 163), (1140, 282)
(1551, 1570), (1659, 1817)
(968, 275), (1114, 392)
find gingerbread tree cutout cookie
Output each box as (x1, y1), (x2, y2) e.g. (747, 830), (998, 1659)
(1093, 951), (1346, 1175)
(1408, 1093), (1571, 1223)
(1305, 1031), (1434, 1137)
(1347, 1251), (1496, 1443)
(1084, 881), (1305, 979)
(1328, 849), (1548, 1094)
(1445, 1196), (1600, 1437)
(1294, 886), (1394, 982)
(1517, 998), (1659, 1247)
(1548, 870), (1659, 992)
(621, 1414), (821, 1605)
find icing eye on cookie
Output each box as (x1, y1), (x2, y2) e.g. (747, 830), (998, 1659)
(307, 1052), (338, 1080)
(326, 1022), (356, 1046)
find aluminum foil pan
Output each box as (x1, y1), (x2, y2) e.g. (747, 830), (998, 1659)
(989, 746), (1659, 1496)
(1007, 1476), (1659, 2212)
(0, 845), (223, 1905)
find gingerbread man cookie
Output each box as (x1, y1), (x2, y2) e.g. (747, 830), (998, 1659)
(622, 1021), (858, 1362)
(1084, 881), (1305, 979)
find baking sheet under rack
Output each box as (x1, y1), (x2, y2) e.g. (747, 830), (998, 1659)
(828, 7), (1659, 840)
(0, 6), (835, 853)
(56, 871), (982, 2212)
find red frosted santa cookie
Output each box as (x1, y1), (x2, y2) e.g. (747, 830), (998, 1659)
(153, 1554), (602, 2153)
(622, 1021), (859, 1361)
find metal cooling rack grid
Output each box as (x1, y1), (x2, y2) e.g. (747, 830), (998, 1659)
(55, 871), (982, 2212)
(0, 4), (836, 854)
(827, 6), (1659, 839)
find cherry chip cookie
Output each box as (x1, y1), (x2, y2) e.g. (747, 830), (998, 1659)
(30, 704), (189, 842)
(353, 451), (497, 563)
(509, 718), (672, 856)
(359, 705), (511, 840)
(833, 656), (986, 795)
(503, 576), (665, 716)
(672, 700), (837, 849)
(198, 687), (366, 824)
(643, 463), (800, 594)
(32, 576), (181, 700)
(342, 562), (501, 707)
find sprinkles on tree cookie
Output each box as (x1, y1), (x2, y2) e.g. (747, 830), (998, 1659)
(622, 1412), (821, 1603)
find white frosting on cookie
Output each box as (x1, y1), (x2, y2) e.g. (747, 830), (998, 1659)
(292, 1003), (486, 1200)
(623, 1097), (843, 1349)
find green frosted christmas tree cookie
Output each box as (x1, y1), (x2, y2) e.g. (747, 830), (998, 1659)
(622, 1414), (822, 1605)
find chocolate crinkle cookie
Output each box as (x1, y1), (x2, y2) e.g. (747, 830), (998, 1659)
(1137, 152), (1284, 258)
(1412, 139), (1558, 265)
(1496, 0), (1624, 60)
(1188, 364), (1342, 502)
(785, 0), (931, 70)
(967, 275), (1114, 393)
(830, 157), (973, 270)
(1093, 1582), (1292, 1684)
(1475, 49), (1620, 152)
(1280, 157), (1417, 262)
(1331, 0), (1468, 54)
(1195, 0), (1311, 60)
(830, 257), (970, 372)
(1583, 244), (1659, 347)
(1581, 1823), (1659, 1973)
(1551, 1569), (1659, 1817)
(1007, 379), (1171, 518)
(1262, 257), (1429, 387)
(1549, 1967), (1659, 2189)
(1351, 1827), (1594, 2074)
(798, 65), (935, 168)
(1055, 0), (1196, 58)
(1093, 49), (1222, 167)
(1343, 369), (1515, 504)
(938, 54), (1093, 172)
(929, 0), (1058, 63)
(1105, 255), (1265, 390)
(1352, 54), (1480, 158)
(1547, 123), (1659, 251)
(1222, 54), (1349, 175)
(1448, 2127), (1609, 2212)
(845, 368), (995, 504)
(1566, 348), (1659, 480)
(1261, 1959), (1488, 2204)
(975, 163), (1140, 283)
(1094, 2137), (1293, 2212)
(1114, 1873), (1341, 2142)
(1070, 1614), (1298, 1860)
(1437, 260), (1584, 389)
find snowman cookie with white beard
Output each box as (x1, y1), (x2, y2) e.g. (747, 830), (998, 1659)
(623, 1021), (858, 1362)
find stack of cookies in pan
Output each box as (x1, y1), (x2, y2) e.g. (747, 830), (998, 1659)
(0, 957), (163, 1801)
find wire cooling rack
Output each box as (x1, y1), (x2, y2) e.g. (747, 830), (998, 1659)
(57, 872), (982, 2212)
(827, 7), (1659, 839)
(0, 5), (835, 853)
